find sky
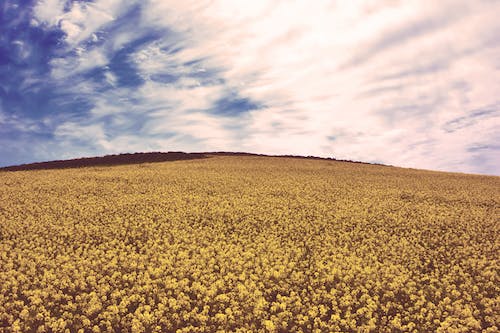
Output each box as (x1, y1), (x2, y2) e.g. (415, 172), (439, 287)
(0, 0), (499, 175)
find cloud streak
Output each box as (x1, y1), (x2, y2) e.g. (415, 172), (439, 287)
(0, 0), (499, 175)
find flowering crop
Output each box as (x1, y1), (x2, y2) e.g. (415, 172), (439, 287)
(0, 156), (498, 332)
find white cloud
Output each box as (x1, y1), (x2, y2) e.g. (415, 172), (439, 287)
(33, 0), (125, 46)
(50, 48), (109, 79)
(33, 0), (66, 26)
(104, 70), (117, 87)
(136, 0), (500, 174)
(34, 0), (500, 174)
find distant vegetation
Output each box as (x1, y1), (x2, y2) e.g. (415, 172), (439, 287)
(0, 155), (498, 332)
(0, 152), (207, 171)
(0, 151), (372, 172)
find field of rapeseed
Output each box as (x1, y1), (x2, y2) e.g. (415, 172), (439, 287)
(0, 155), (498, 332)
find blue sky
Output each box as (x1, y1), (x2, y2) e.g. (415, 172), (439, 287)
(0, 0), (499, 175)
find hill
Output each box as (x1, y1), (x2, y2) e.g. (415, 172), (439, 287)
(0, 152), (208, 171)
(0, 151), (375, 172)
(0, 155), (498, 332)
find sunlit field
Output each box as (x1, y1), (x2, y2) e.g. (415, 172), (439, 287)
(0, 155), (498, 332)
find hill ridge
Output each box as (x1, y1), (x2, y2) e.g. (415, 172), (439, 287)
(0, 151), (382, 172)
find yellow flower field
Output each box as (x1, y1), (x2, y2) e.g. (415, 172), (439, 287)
(0, 155), (498, 332)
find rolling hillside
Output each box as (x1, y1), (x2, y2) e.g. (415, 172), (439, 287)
(0, 154), (498, 332)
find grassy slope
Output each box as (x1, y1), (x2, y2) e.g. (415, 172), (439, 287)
(0, 156), (498, 332)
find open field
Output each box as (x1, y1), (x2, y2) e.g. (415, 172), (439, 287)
(0, 155), (498, 332)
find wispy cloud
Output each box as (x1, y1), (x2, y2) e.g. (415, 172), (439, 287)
(443, 106), (498, 133)
(0, 0), (499, 175)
